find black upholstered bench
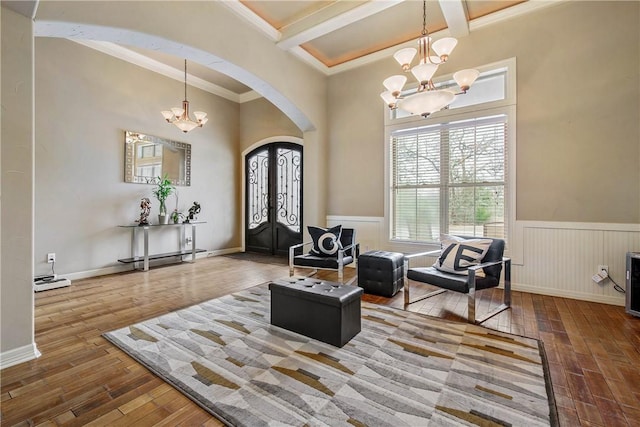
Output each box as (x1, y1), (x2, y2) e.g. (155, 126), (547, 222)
(357, 250), (404, 297)
(269, 278), (363, 347)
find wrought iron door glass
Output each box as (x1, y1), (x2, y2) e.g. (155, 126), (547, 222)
(275, 147), (301, 232)
(248, 149), (269, 230)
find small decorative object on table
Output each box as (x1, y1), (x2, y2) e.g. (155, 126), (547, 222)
(170, 209), (184, 224)
(137, 197), (151, 225)
(152, 174), (174, 224)
(184, 201), (201, 223)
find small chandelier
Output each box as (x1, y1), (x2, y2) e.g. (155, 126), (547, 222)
(380, 0), (479, 118)
(161, 59), (208, 133)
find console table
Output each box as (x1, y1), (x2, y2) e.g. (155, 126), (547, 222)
(118, 222), (206, 271)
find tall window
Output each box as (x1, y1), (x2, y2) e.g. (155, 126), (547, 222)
(386, 59), (515, 245)
(391, 115), (506, 242)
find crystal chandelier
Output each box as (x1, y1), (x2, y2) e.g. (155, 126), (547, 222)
(161, 59), (208, 133)
(380, 0), (479, 118)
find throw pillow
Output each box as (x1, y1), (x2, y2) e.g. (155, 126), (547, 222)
(308, 225), (343, 257)
(433, 234), (492, 276)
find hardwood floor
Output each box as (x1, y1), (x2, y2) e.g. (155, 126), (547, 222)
(1, 255), (639, 426)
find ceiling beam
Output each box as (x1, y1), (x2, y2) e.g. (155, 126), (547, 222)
(277, 0), (405, 51)
(2, 0), (39, 19)
(438, 0), (468, 37)
(220, 0), (281, 42)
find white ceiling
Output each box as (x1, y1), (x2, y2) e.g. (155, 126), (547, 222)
(23, 0), (560, 102)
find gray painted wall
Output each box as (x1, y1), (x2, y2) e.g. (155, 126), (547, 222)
(327, 1), (640, 223)
(34, 38), (241, 277)
(1, 7), (36, 355)
(239, 98), (303, 152)
(34, 0), (330, 231)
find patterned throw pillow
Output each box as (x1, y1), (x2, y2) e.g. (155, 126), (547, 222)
(433, 234), (492, 276)
(308, 225), (343, 257)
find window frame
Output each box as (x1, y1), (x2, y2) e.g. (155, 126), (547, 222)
(383, 58), (517, 253)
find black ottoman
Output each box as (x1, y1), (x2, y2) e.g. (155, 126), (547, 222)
(357, 250), (404, 297)
(269, 278), (363, 347)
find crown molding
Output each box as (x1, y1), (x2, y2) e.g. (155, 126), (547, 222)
(70, 39), (259, 103)
(469, 0), (565, 31)
(238, 90), (263, 103)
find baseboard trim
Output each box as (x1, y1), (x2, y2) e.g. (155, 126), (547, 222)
(61, 248), (243, 281)
(510, 282), (625, 306)
(206, 247), (243, 257)
(64, 265), (133, 281)
(0, 343), (41, 370)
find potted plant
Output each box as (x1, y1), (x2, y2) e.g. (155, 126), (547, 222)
(152, 174), (174, 224)
(170, 209), (184, 224)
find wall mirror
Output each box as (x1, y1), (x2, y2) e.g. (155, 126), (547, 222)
(124, 131), (191, 186)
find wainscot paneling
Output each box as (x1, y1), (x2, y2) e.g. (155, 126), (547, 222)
(328, 216), (640, 306)
(512, 222), (640, 306)
(326, 216), (383, 255)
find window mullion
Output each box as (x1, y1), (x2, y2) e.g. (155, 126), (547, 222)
(440, 128), (449, 236)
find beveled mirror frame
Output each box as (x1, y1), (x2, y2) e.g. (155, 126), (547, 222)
(124, 131), (191, 186)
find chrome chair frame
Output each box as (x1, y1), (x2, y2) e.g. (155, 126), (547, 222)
(289, 241), (360, 284)
(403, 249), (511, 324)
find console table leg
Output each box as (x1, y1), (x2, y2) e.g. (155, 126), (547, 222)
(131, 228), (137, 262)
(191, 225), (196, 262)
(143, 227), (149, 271)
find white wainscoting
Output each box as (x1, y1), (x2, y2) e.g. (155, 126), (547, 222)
(512, 222), (639, 306)
(326, 216), (384, 254)
(327, 215), (640, 306)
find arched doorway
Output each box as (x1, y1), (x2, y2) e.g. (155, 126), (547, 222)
(245, 142), (303, 255)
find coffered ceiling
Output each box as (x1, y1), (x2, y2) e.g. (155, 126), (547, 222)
(226, 0), (533, 73)
(24, 0), (559, 101)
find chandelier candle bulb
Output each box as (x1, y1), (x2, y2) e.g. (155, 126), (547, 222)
(380, 91), (397, 108)
(393, 47), (417, 71)
(453, 69), (480, 92)
(432, 37), (458, 59)
(411, 63), (439, 87)
(383, 75), (407, 97)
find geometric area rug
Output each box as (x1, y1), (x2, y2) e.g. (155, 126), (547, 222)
(104, 283), (558, 426)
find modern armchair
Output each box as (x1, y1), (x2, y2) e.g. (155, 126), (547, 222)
(403, 235), (511, 324)
(289, 226), (359, 284)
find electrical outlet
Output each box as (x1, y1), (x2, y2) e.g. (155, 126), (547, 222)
(47, 253), (56, 263)
(593, 265), (609, 284)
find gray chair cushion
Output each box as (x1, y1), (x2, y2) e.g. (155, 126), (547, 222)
(407, 266), (499, 293)
(294, 254), (354, 269)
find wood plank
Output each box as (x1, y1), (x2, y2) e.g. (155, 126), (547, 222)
(1, 254), (638, 426)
